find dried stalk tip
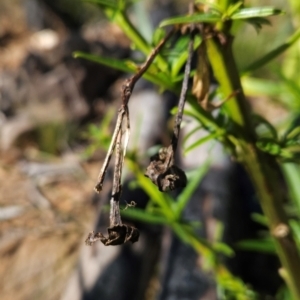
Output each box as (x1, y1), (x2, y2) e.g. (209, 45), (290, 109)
(85, 225), (139, 246)
(94, 183), (103, 193)
(85, 231), (105, 246)
(145, 147), (187, 192)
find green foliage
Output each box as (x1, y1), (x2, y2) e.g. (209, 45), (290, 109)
(159, 4), (283, 27)
(242, 28), (300, 74)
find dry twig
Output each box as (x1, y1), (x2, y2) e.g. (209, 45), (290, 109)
(144, 28), (195, 192)
(86, 29), (175, 246)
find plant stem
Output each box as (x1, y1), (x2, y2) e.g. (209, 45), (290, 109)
(205, 34), (300, 299)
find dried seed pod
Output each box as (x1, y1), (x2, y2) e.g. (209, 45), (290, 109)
(145, 28), (194, 193)
(145, 146), (187, 192)
(85, 224), (139, 246)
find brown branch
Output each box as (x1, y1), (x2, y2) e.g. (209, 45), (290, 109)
(171, 29), (195, 155)
(94, 29), (175, 193)
(145, 28), (195, 192)
(87, 29), (175, 246)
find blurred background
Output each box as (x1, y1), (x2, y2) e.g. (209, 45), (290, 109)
(0, 0), (299, 299)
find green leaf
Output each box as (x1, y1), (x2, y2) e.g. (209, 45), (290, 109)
(183, 125), (203, 145)
(182, 98), (221, 132)
(172, 222), (192, 244)
(102, 9), (171, 73)
(282, 163), (300, 214)
(245, 17), (271, 32)
(175, 161), (211, 218)
(224, 1), (243, 19)
(276, 285), (293, 300)
(184, 131), (225, 154)
(290, 220), (300, 249)
(159, 13), (221, 27)
(251, 213), (268, 226)
(168, 34), (191, 75)
(236, 238), (276, 254)
(212, 242), (234, 257)
(121, 208), (169, 224)
(74, 51), (175, 91)
(241, 77), (284, 97)
(242, 28), (300, 74)
(170, 35), (202, 78)
(230, 7), (283, 20)
(74, 51), (136, 73)
(127, 161), (175, 220)
(276, 69), (300, 108)
(285, 126), (300, 141)
(252, 114), (278, 140)
(152, 27), (166, 46)
(132, 0), (153, 43)
(279, 147), (300, 160)
(282, 116), (300, 142)
(256, 137), (281, 155)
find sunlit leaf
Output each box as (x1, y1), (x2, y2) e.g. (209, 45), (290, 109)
(74, 51), (136, 72)
(225, 1), (243, 18)
(230, 7), (283, 20)
(121, 208), (169, 224)
(241, 77), (284, 97)
(175, 161), (211, 218)
(256, 137), (281, 155)
(285, 126), (300, 141)
(184, 131), (225, 154)
(242, 28), (300, 73)
(170, 35), (202, 78)
(74, 51), (175, 91)
(213, 242), (234, 257)
(152, 27), (166, 46)
(183, 125), (203, 145)
(276, 70), (300, 107)
(159, 13), (221, 27)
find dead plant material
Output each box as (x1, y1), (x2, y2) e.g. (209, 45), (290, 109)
(145, 28), (196, 192)
(86, 29), (175, 246)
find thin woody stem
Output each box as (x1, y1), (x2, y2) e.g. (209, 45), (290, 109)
(173, 32), (194, 149)
(166, 30), (195, 168)
(122, 28), (175, 106)
(130, 29), (175, 88)
(110, 129), (123, 227)
(95, 29), (175, 192)
(94, 106), (126, 192)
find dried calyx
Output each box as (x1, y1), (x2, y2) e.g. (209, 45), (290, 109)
(145, 27), (195, 192)
(145, 146), (187, 192)
(85, 225), (139, 246)
(87, 126), (139, 247)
